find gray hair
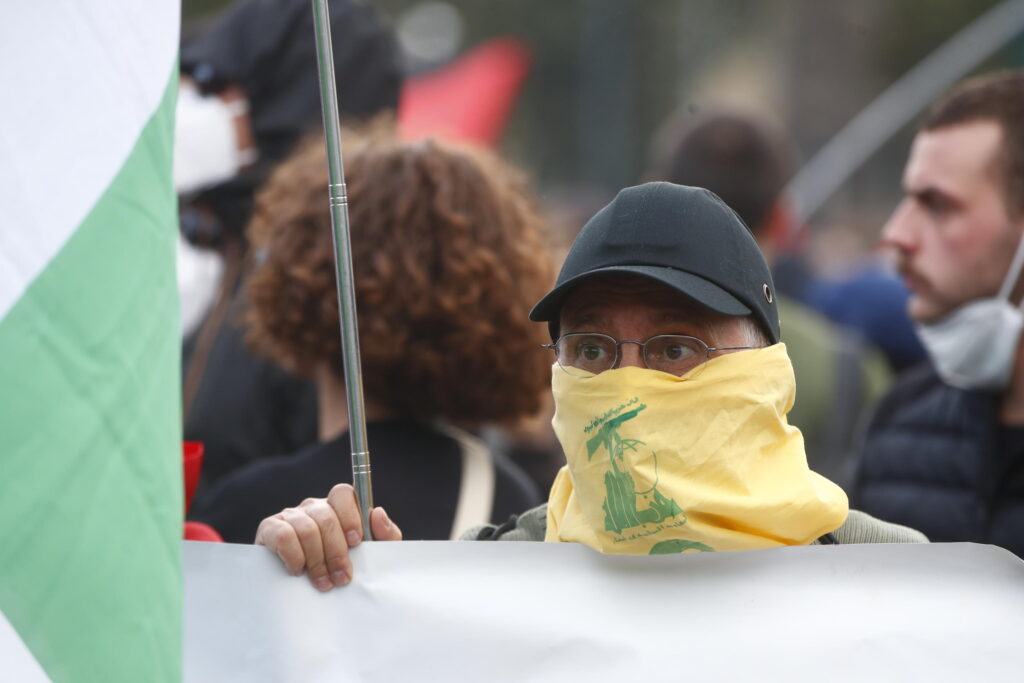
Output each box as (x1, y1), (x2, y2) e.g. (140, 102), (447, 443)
(710, 315), (772, 349)
(741, 317), (773, 348)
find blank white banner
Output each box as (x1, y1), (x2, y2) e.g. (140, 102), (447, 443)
(184, 540), (1024, 683)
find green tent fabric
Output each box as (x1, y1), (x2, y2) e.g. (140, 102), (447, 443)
(0, 4), (182, 681)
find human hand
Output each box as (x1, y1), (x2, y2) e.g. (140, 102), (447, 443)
(255, 483), (402, 591)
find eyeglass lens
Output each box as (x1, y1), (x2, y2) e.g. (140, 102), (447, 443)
(555, 334), (709, 377)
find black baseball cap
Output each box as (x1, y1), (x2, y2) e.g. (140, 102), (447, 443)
(530, 182), (781, 343)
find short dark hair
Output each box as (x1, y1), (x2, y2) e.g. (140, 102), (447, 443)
(922, 70), (1024, 219)
(656, 111), (793, 235)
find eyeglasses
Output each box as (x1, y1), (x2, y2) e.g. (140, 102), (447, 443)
(542, 332), (755, 378)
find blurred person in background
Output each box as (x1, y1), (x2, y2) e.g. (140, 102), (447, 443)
(854, 71), (1024, 557)
(174, 0), (402, 501)
(647, 110), (890, 488)
(807, 247), (927, 375)
(189, 127), (553, 543)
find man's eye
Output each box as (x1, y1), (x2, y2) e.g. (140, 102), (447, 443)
(663, 344), (685, 361)
(663, 344), (696, 361)
(918, 191), (954, 217)
(580, 344), (606, 361)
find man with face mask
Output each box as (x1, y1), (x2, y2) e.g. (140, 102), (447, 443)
(254, 182), (924, 591)
(853, 71), (1024, 557)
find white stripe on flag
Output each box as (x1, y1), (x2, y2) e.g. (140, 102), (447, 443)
(0, 609), (51, 683)
(0, 1), (178, 320)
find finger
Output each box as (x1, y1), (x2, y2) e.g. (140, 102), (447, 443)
(279, 507), (332, 592)
(300, 498), (352, 587)
(370, 507), (403, 541)
(254, 517), (306, 577)
(326, 484), (365, 547)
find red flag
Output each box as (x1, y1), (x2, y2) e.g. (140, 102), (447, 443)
(399, 38), (531, 146)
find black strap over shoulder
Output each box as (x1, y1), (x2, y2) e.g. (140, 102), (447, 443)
(816, 532), (839, 545)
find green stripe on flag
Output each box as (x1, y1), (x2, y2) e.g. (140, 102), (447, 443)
(0, 67), (181, 682)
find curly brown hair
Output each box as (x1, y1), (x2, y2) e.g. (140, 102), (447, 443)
(246, 125), (555, 424)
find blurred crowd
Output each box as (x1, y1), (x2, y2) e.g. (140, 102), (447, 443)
(178, 0), (1024, 559)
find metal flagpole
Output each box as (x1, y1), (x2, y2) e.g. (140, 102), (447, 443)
(310, 0), (374, 539)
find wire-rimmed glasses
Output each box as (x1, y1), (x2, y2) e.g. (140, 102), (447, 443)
(542, 332), (755, 378)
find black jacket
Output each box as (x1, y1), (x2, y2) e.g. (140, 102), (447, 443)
(853, 363), (1024, 557)
(189, 419), (542, 543)
(184, 317), (318, 501)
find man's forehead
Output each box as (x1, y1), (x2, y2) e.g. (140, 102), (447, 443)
(560, 275), (708, 320)
(905, 121), (1002, 191)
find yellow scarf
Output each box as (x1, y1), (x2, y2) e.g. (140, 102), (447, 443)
(545, 344), (848, 554)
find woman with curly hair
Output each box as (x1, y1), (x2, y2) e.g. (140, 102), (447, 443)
(189, 127), (556, 543)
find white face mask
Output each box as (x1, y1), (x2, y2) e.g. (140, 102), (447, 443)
(176, 233), (223, 339)
(173, 80), (256, 195)
(916, 235), (1024, 391)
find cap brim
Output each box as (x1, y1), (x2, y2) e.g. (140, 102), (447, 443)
(529, 265), (753, 322)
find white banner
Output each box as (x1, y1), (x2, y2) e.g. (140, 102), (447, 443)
(183, 540), (1024, 682)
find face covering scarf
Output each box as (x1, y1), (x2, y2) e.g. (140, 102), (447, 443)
(545, 344), (849, 554)
(915, 234), (1024, 392)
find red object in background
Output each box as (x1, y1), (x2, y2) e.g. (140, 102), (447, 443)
(398, 38), (531, 147)
(184, 520), (224, 542)
(183, 441), (223, 542)
(183, 441), (204, 514)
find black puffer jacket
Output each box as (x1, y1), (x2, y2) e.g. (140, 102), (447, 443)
(853, 363), (1024, 557)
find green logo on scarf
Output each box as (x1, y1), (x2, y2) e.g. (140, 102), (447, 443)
(585, 402), (684, 535)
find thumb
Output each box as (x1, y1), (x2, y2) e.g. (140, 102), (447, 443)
(369, 506), (403, 541)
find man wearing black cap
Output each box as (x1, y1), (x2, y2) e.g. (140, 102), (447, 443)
(255, 183), (925, 591)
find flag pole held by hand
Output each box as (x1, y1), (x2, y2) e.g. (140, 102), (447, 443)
(311, 0), (374, 539)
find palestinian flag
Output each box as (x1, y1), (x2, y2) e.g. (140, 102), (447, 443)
(0, 3), (182, 681)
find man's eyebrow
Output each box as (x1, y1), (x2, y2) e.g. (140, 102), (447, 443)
(657, 310), (720, 340)
(910, 185), (961, 211)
